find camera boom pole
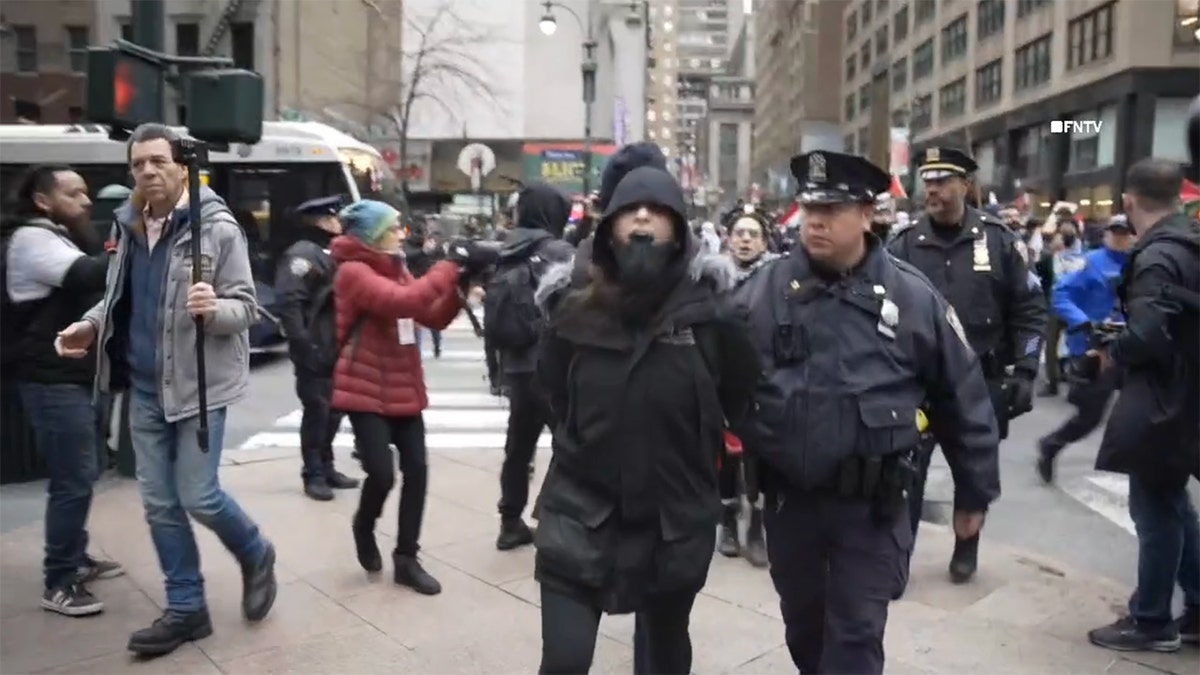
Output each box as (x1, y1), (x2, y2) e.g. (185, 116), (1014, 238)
(177, 139), (211, 452)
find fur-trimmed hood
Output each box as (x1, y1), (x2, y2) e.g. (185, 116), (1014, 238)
(535, 245), (737, 312)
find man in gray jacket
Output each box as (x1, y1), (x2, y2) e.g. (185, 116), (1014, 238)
(56, 123), (276, 657)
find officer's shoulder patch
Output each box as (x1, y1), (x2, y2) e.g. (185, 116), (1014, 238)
(289, 257), (313, 277)
(945, 306), (971, 349)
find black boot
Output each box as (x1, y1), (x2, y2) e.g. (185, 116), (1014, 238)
(394, 553), (442, 595)
(717, 502), (740, 557)
(353, 513), (382, 572)
(949, 534), (979, 584)
(241, 542), (277, 622)
(743, 506), (768, 568)
(304, 479), (334, 501)
(1036, 437), (1060, 485)
(127, 609), (213, 656)
(496, 517), (535, 551)
(326, 470), (359, 490)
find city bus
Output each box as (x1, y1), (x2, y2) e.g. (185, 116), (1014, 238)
(0, 121), (402, 352)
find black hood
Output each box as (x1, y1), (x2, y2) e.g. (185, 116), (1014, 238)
(499, 226), (556, 259)
(592, 166), (687, 277)
(516, 182), (570, 238)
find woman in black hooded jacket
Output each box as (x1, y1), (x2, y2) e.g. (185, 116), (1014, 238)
(531, 166), (761, 674)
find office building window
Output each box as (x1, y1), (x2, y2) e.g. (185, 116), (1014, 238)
(862, 0), (873, 27)
(977, 0), (1006, 40)
(860, 40), (871, 69)
(14, 26), (37, 73)
(915, 0), (935, 25)
(1068, 2), (1115, 69)
(876, 26), (889, 55)
(176, 22), (200, 56)
(846, 94), (856, 122)
(845, 133), (857, 154)
(1014, 34), (1052, 91)
(859, 83), (871, 113)
(230, 22), (254, 70)
(892, 56), (908, 92)
(891, 108), (908, 127)
(911, 94), (933, 132)
(941, 15), (968, 63)
(66, 26), (89, 73)
(1017, 0), (1050, 19)
(913, 38), (934, 80)
(894, 5), (909, 42)
(1175, 0), (1199, 45)
(939, 78), (967, 120)
(847, 10), (857, 40)
(858, 127), (869, 155)
(846, 54), (857, 81)
(975, 58), (1002, 107)
(120, 22), (133, 41)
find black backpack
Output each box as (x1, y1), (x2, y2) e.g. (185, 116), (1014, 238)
(483, 249), (547, 351)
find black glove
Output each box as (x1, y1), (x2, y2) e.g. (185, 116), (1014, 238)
(1005, 376), (1034, 418)
(443, 238), (496, 277)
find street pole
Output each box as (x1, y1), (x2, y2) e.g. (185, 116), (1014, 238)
(131, 0), (164, 52)
(581, 0), (597, 199)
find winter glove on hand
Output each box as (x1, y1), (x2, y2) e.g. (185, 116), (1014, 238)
(1005, 376), (1034, 418)
(444, 239), (496, 278)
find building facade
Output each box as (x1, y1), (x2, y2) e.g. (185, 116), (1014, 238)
(751, 0), (848, 200)
(701, 16), (754, 212)
(842, 0), (1200, 217)
(0, 0), (97, 123)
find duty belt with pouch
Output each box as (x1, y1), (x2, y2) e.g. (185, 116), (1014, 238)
(825, 453), (915, 525)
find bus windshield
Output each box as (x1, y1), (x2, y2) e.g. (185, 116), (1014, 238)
(340, 148), (404, 210)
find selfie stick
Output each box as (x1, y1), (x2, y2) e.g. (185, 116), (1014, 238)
(177, 138), (210, 452)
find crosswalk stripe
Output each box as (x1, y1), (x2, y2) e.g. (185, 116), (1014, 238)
(1063, 472), (1134, 536)
(238, 430), (549, 451)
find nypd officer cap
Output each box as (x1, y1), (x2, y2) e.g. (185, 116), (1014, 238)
(294, 195), (345, 217)
(916, 147), (978, 180)
(790, 151), (892, 205)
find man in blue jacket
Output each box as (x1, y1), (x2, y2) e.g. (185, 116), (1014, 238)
(1036, 216), (1136, 483)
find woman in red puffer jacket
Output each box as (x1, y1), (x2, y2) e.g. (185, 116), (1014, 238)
(330, 199), (462, 595)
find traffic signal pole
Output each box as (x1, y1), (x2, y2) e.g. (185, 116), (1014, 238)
(131, 0), (164, 52)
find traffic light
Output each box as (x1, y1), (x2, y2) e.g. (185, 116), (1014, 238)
(184, 69), (264, 144)
(85, 47), (164, 128)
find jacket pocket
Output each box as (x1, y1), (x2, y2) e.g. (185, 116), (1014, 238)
(857, 397), (919, 456)
(534, 473), (617, 589)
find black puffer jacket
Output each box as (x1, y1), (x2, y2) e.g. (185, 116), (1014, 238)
(531, 166), (760, 613)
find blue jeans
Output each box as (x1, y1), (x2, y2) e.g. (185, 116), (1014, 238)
(128, 388), (267, 613)
(18, 382), (99, 591)
(1128, 473), (1200, 628)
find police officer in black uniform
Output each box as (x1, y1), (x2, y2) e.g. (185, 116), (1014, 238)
(733, 150), (1001, 675)
(275, 196), (360, 501)
(887, 147), (1046, 583)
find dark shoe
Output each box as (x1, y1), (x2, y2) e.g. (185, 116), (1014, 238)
(1035, 438), (1058, 485)
(1038, 382), (1059, 397)
(394, 553), (442, 595)
(353, 514), (383, 572)
(496, 517), (535, 551)
(948, 535), (978, 584)
(1178, 605), (1199, 644)
(240, 543), (277, 622)
(743, 507), (768, 568)
(79, 555), (125, 582)
(717, 503), (740, 557)
(489, 382), (504, 397)
(304, 480), (334, 501)
(1088, 616), (1180, 653)
(127, 610), (213, 656)
(326, 470), (359, 490)
(41, 582), (104, 617)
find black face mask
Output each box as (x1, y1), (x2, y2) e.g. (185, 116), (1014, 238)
(612, 234), (677, 289)
(1062, 234), (1077, 247)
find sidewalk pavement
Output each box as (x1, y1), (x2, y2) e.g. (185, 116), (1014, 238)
(2, 445), (1198, 674)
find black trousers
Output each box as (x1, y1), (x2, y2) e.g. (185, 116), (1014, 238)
(296, 374), (343, 483)
(1041, 361), (1119, 455)
(539, 585), (697, 675)
(764, 491), (911, 675)
(718, 450), (761, 504)
(498, 373), (548, 519)
(908, 434), (937, 539)
(484, 333), (500, 386)
(347, 413), (428, 556)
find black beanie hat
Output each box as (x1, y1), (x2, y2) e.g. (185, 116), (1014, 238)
(597, 142), (667, 212)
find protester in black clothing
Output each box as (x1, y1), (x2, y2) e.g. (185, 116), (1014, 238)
(1, 165), (123, 616)
(404, 226), (446, 357)
(531, 166), (760, 674)
(487, 182), (575, 550)
(274, 196), (360, 501)
(1087, 158), (1200, 653)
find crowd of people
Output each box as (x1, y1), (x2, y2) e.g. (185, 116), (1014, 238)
(2, 107), (1198, 673)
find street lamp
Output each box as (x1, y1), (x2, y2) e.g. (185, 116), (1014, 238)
(538, 0), (597, 197)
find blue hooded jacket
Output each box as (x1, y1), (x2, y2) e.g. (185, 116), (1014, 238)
(1052, 246), (1129, 357)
